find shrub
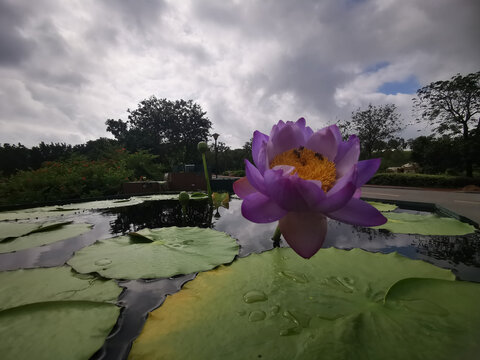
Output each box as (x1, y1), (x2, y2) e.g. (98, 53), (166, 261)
(0, 158), (134, 205)
(368, 173), (480, 188)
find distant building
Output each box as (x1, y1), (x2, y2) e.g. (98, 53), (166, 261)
(386, 163), (420, 174)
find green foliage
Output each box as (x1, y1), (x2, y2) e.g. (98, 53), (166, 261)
(374, 150), (411, 172)
(368, 172), (480, 188)
(413, 71), (480, 177)
(0, 149), (165, 205)
(123, 150), (166, 180)
(409, 135), (478, 175)
(339, 103), (404, 158)
(106, 97), (212, 166)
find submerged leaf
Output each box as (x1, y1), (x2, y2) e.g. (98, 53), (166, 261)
(0, 223), (92, 253)
(68, 227), (239, 280)
(372, 212), (476, 235)
(130, 248), (480, 360)
(0, 267), (122, 360)
(367, 201), (397, 212)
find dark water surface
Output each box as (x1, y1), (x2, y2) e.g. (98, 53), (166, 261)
(0, 198), (479, 359)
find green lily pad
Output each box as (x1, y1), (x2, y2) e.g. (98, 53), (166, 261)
(68, 227), (239, 280)
(367, 201), (397, 212)
(0, 198), (146, 221)
(0, 207), (79, 221)
(56, 198), (145, 211)
(372, 212), (476, 235)
(189, 192), (209, 200)
(129, 248), (480, 360)
(0, 221), (72, 242)
(0, 223), (92, 253)
(0, 267), (122, 360)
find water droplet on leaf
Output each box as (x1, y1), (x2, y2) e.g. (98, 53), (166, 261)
(94, 258), (112, 266)
(248, 310), (266, 322)
(243, 290), (268, 303)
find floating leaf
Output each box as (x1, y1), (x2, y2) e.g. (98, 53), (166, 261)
(0, 223), (42, 241)
(0, 221), (73, 242)
(367, 201), (397, 212)
(0, 194), (206, 221)
(68, 227), (239, 280)
(0, 207), (78, 221)
(130, 248), (480, 360)
(0, 223), (92, 253)
(372, 212), (476, 235)
(0, 267), (122, 360)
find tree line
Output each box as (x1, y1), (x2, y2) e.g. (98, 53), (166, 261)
(1, 71), (479, 179)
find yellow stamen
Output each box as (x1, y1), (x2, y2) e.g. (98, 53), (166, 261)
(270, 147), (336, 192)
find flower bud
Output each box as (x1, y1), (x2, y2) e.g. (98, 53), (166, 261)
(178, 191), (190, 207)
(197, 141), (208, 153)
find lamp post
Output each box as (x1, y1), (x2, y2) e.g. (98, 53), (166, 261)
(212, 133), (219, 178)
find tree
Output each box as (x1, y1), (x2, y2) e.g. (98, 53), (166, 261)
(409, 136), (463, 174)
(106, 97), (212, 167)
(339, 104), (404, 159)
(413, 71), (480, 177)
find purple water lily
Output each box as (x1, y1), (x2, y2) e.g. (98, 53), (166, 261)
(234, 118), (387, 259)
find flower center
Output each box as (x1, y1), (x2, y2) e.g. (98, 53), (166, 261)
(270, 147), (337, 192)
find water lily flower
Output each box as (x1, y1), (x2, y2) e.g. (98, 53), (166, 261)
(234, 118), (387, 258)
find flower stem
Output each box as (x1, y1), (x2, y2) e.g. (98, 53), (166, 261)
(201, 153), (212, 201)
(271, 226), (282, 248)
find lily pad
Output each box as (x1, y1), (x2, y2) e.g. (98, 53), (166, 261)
(0, 267), (122, 360)
(0, 222), (92, 253)
(0, 207), (79, 221)
(0, 198), (145, 221)
(367, 201), (397, 212)
(372, 212), (476, 235)
(68, 227), (239, 280)
(129, 248), (480, 360)
(0, 221), (72, 242)
(189, 192), (209, 200)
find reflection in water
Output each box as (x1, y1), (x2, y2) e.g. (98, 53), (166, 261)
(106, 199), (213, 235)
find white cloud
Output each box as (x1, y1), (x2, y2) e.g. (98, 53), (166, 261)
(0, 0), (478, 148)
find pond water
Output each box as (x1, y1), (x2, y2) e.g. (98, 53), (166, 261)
(0, 198), (479, 359)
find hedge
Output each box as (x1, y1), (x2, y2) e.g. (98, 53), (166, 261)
(368, 173), (480, 188)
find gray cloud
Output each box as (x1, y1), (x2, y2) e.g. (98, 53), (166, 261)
(0, 0), (479, 148)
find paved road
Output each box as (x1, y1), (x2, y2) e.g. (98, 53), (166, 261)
(361, 185), (480, 224)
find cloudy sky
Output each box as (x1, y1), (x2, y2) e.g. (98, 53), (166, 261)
(1, 0), (479, 148)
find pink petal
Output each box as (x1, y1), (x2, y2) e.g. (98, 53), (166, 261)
(266, 121), (307, 163)
(264, 169), (325, 212)
(245, 159), (266, 194)
(305, 126), (338, 161)
(279, 212), (327, 259)
(356, 158), (381, 187)
(353, 188), (362, 198)
(252, 130), (269, 174)
(241, 192), (288, 224)
(335, 135), (360, 178)
(326, 198), (387, 226)
(233, 177), (256, 199)
(314, 165), (357, 212)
